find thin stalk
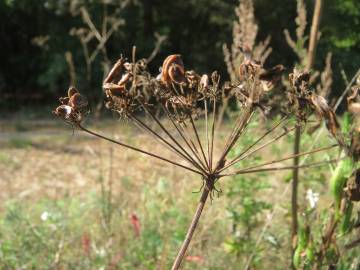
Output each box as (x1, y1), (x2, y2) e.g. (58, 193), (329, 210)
(162, 105), (209, 171)
(243, 144), (336, 172)
(204, 99), (210, 167)
(223, 144), (337, 175)
(189, 115), (210, 170)
(171, 182), (211, 270)
(290, 0), (323, 266)
(215, 106), (254, 171)
(219, 116), (289, 172)
(141, 102), (208, 172)
(181, 121), (205, 159)
(131, 115), (207, 174)
(219, 158), (339, 177)
(221, 126), (296, 172)
(78, 124), (203, 175)
(210, 97), (216, 170)
(291, 125), (301, 256)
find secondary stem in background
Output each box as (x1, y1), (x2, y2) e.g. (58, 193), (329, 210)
(291, 0), (323, 268)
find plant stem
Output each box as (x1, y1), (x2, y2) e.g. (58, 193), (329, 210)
(78, 124), (203, 175)
(291, 125), (301, 254)
(171, 181), (211, 270)
(291, 1), (323, 266)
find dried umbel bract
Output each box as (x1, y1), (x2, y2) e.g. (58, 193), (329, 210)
(53, 86), (89, 124)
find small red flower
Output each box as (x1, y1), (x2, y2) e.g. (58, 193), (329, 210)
(81, 233), (91, 256)
(130, 213), (141, 237)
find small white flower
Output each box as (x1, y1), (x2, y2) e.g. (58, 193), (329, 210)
(41, 211), (50, 221)
(306, 189), (319, 209)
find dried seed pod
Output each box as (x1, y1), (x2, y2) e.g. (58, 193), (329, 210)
(103, 83), (127, 97)
(68, 86), (79, 98)
(310, 94), (340, 137)
(117, 73), (132, 86)
(185, 70), (200, 88)
(104, 58), (125, 84)
(161, 54), (186, 84)
(53, 105), (72, 119)
(69, 93), (88, 110)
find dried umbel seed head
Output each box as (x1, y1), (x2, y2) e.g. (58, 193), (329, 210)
(289, 69), (310, 94)
(54, 87), (89, 124)
(161, 54), (186, 85)
(53, 105), (72, 119)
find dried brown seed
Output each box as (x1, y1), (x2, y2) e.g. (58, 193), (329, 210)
(68, 86), (79, 98)
(103, 82), (127, 96)
(104, 58), (125, 84)
(54, 105), (72, 119)
(69, 93), (88, 110)
(161, 55), (186, 84)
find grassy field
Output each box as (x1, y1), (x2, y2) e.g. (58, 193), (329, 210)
(0, 115), (357, 269)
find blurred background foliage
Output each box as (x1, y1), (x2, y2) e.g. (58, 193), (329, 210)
(0, 0), (359, 113)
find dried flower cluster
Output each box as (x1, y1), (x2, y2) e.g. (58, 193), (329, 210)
(223, 0), (272, 82)
(53, 86), (89, 124)
(53, 48), (352, 269)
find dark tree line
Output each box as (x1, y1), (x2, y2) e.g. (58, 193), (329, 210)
(0, 0), (359, 112)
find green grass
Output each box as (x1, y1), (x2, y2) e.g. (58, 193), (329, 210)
(0, 116), (359, 269)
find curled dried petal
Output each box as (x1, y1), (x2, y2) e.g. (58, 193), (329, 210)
(69, 93), (88, 110)
(161, 55), (186, 84)
(68, 86), (79, 98)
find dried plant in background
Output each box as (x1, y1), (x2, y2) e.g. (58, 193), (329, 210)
(53, 44), (348, 268)
(283, 1), (326, 265)
(284, 0), (308, 65)
(221, 0), (272, 124)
